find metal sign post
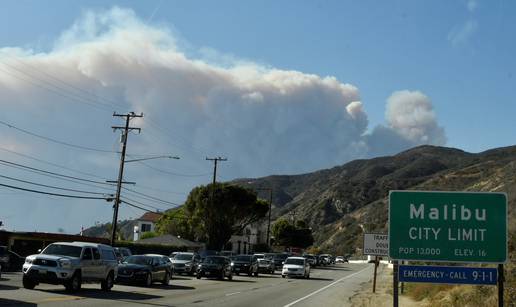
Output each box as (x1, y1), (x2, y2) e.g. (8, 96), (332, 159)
(393, 260), (399, 307)
(364, 233), (388, 294)
(498, 264), (504, 307)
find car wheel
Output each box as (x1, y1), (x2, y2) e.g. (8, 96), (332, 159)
(281, 275), (285, 278)
(162, 272), (170, 285)
(248, 270), (252, 277)
(22, 275), (36, 289)
(227, 272), (233, 281)
(235, 272), (239, 276)
(196, 272), (202, 279)
(101, 272), (114, 291)
(144, 273), (152, 287)
(254, 271), (258, 277)
(65, 272), (81, 292)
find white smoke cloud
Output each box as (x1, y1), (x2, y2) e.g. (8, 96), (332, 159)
(0, 7), (447, 232)
(385, 90), (446, 145)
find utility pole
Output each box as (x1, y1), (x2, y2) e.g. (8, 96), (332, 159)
(110, 112), (142, 246)
(206, 157), (227, 187)
(267, 189), (272, 247)
(205, 157), (227, 250)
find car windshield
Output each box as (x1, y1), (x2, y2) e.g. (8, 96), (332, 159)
(234, 255), (251, 262)
(285, 258), (304, 266)
(175, 254), (193, 260)
(41, 244), (82, 257)
(203, 257), (224, 264)
(274, 254), (288, 260)
(123, 256), (152, 265)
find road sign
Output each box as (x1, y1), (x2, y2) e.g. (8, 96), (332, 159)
(363, 233), (389, 256)
(389, 191), (507, 263)
(399, 265), (498, 285)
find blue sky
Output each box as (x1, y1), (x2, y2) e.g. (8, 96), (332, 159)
(0, 0), (515, 233)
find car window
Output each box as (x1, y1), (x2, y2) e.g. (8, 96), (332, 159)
(42, 244), (82, 257)
(101, 249), (116, 261)
(82, 248), (93, 260)
(92, 248), (101, 260)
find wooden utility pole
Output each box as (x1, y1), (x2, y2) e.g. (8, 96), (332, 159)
(110, 112), (142, 246)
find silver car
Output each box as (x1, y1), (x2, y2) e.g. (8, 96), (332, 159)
(22, 242), (118, 292)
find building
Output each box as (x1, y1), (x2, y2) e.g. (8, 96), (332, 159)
(134, 212), (162, 241)
(225, 221), (268, 254)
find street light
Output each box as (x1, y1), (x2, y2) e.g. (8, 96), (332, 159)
(108, 154), (180, 246)
(125, 155), (180, 163)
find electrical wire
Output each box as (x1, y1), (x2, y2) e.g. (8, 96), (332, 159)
(0, 159), (114, 186)
(0, 146), (112, 181)
(0, 182), (111, 200)
(0, 174), (110, 195)
(122, 187), (181, 207)
(0, 119), (117, 153)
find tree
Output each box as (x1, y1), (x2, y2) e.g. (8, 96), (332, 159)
(271, 218), (314, 249)
(157, 183), (269, 250)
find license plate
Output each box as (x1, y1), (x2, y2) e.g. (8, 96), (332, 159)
(39, 269), (47, 274)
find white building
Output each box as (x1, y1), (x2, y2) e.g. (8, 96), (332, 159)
(133, 212), (161, 241)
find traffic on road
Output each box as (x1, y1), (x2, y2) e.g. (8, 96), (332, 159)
(0, 242), (368, 307)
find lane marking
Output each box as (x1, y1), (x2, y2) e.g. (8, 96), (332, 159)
(283, 266), (371, 307)
(31, 296), (82, 303)
(225, 291), (241, 296)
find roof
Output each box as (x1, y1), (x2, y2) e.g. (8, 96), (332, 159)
(137, 234), (202, 248)
(138, 212), (162, 223)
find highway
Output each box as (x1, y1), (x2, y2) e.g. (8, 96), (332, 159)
(0, 263), (372, 307)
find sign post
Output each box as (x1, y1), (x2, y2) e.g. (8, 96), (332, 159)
(364, 233), (388, 293)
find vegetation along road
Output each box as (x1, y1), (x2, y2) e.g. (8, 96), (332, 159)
(0, 263), (371, 307)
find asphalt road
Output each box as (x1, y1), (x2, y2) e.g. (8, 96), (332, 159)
(0, 263), (373, 307)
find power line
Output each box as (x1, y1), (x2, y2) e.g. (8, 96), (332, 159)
(0, 119), (117, 153)
(0, 59), (121, 111)
(0, 174), (109, 195)
(0, 66), (113, 112)
(133, 160), (211, 177)
(0, 182), (111, 200)
(122, 186), (181, 207)
(0, 52), (126, 109)
(0, 159), (114, 187)
(121, 196), (170, 212)
(0, 146), (111, 181)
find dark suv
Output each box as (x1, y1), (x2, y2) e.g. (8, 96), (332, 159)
(231, 255), (259, 276)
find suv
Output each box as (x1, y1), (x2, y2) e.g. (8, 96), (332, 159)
(22, 242), (118, 292)
(171, 252), (200, 276)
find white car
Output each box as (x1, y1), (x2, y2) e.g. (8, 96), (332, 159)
(281, 257), (310, 279)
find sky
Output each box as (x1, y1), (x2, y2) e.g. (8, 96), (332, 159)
(0, 0), (515, 234)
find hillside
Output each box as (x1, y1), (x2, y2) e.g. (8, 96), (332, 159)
(238, 145), (516, 256)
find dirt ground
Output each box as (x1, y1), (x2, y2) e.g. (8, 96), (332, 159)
(349, 263), (426, 307)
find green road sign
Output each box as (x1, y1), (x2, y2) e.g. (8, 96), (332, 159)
(389, 191), (507, 263)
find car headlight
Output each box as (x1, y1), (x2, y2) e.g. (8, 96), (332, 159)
(230, 262), (234, 266)
(59, 259), (72, 268)
(185, 261), (192, 266)
(25, 257), (33, 264)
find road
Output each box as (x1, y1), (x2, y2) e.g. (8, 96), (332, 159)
(0, 263), (372, 307)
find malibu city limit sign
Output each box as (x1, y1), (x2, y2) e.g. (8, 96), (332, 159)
(389, 191), (507, 263)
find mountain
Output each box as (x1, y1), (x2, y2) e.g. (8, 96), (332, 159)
(238, 145), (516, 256)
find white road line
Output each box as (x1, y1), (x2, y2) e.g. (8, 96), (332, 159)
(283, 266), (371, 307)
(225, 291), (241, 296)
